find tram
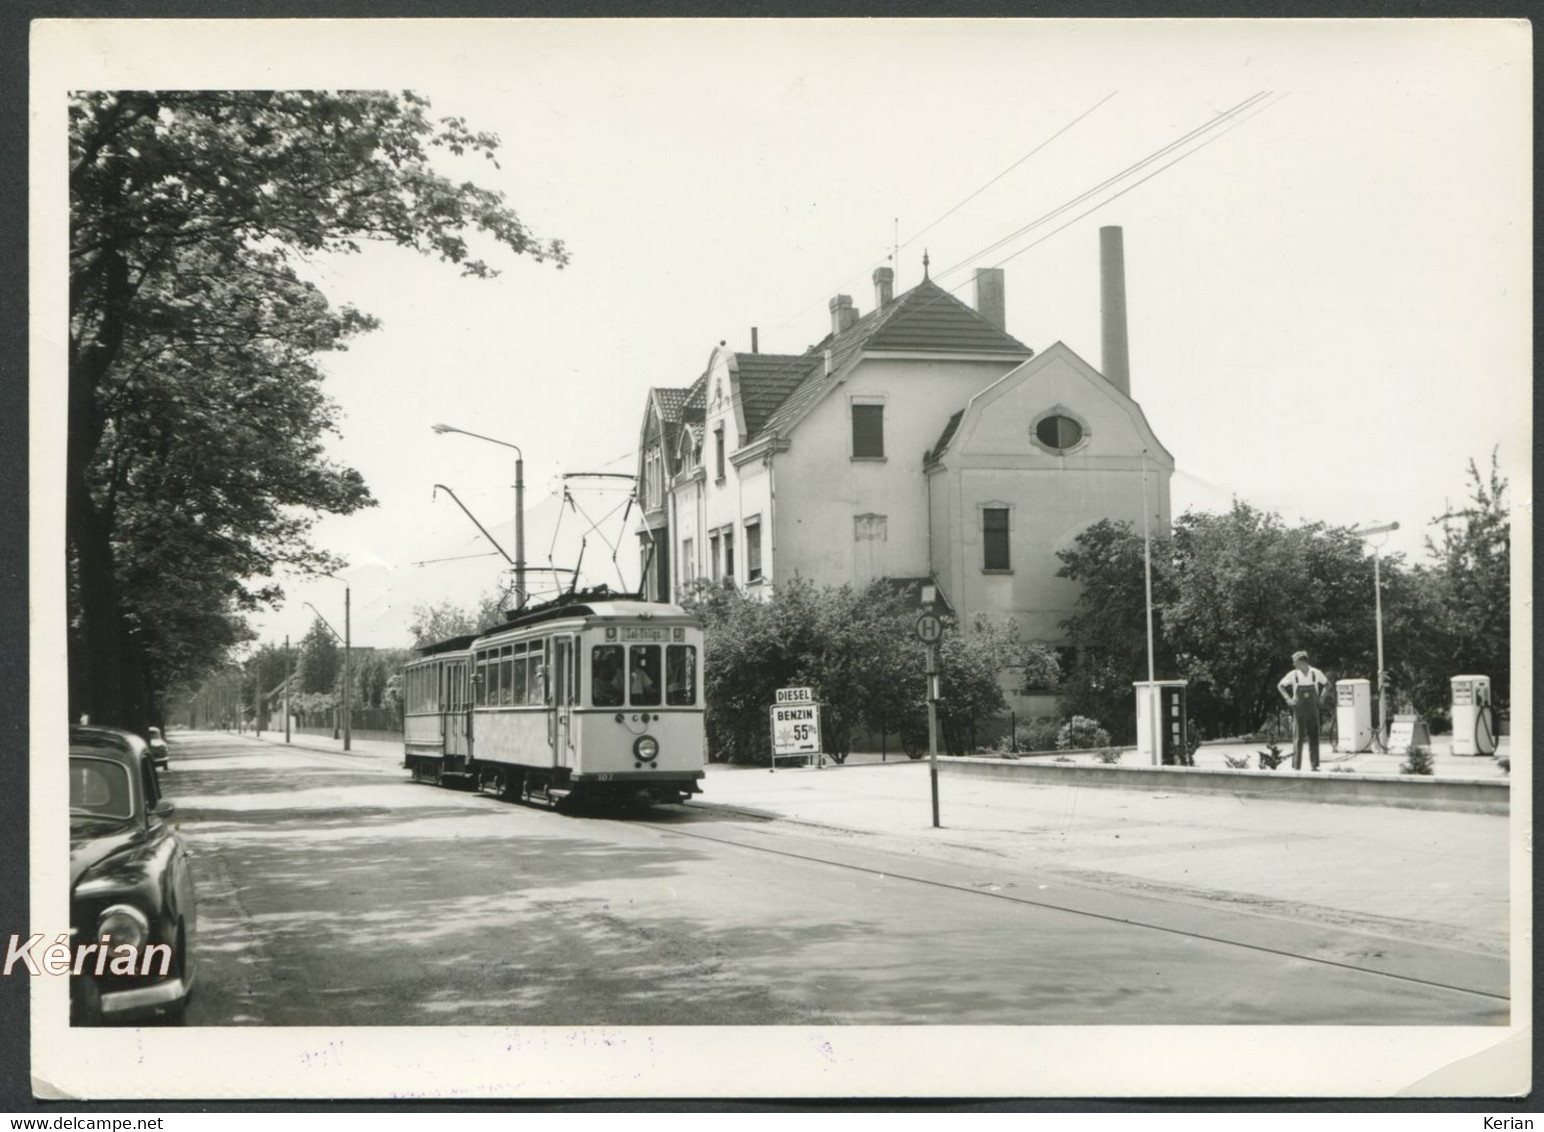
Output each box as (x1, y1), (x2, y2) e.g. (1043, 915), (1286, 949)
(402, 590), (706, 807)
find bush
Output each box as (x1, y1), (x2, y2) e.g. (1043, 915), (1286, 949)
(1257, 742), (1286, 771)
(1095, 747), (1122, 765)
(1222, 753), (1250, 769)
(1181, 719), (1203, 768)
(1013, 717), (1063, 753)
(1057, 715), (1111, 751)
(1498, 756), (1510, 775)
(1399, 744), (1435, 776)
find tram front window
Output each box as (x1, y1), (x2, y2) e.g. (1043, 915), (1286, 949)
(629, 645), (662, 707)
(592, 645), (624, 707)
(666, 644), (697, 706)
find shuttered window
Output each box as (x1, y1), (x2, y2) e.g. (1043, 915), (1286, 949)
(852, 404), (885, 459)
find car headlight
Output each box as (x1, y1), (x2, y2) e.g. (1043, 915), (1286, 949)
(634, 736), (659, 763)
(96, 904), (149, 950)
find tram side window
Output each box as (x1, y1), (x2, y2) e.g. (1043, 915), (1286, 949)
(629, 645), (662, 707)
(592, 645), (624, 707)
(474, 653), (488, 707)
(529, 640), (547, 705)
(666, 645), (697, 706)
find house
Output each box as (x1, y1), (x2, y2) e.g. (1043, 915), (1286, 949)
(636, 227), (1174, 717)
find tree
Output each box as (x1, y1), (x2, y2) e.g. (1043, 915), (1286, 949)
(69, 91), (567, 727)
(408, 588), (514, 648)
(1058, 503), (1385, 740)
(1423, 452), (1510, 708)
(296, 619), (340, 696)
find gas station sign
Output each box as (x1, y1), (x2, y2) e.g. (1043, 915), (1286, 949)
(770, 686), (821, 768)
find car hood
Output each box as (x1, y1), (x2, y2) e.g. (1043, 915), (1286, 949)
(69, 816), (142, 890)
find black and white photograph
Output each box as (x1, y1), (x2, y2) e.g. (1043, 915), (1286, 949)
(27, 17), (1531, 1101)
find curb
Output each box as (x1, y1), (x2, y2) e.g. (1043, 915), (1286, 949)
(940, 756), (1509, 815)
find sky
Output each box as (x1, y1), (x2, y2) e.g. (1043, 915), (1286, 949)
(40, 19), (1533, 651)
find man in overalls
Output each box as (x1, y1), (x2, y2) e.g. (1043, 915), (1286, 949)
(1278, 650), (1328, 770)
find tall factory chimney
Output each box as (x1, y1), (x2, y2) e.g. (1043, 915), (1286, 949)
(1099, 225), (1131, 397)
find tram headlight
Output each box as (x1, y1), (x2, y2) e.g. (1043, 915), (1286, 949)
(634, 735), (659, 763)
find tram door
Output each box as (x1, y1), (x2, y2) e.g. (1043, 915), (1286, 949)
(443, 659), (472, 767)
(550, 636), (575, 767)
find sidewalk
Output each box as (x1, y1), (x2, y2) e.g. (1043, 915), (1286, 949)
(696, 759), (1514, 947)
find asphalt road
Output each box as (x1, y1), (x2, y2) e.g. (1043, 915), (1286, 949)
(163, 732), (1508, 1027)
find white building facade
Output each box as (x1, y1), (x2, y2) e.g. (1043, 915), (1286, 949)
(636, 228), (1173, 716)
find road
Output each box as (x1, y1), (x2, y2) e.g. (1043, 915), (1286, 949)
(165, 732), (1508, 1027)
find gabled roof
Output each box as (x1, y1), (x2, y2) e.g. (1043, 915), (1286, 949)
(756, 276), (1031, 440)
(682, 373), (707, 421)
(732, 353), (808, 439)
(926, 411), (965, 465)
(655, 386), (691, 423)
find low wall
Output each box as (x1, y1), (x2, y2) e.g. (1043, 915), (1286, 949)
(939, 756), (1509, 815)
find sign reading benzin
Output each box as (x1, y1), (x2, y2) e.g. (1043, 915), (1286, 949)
(770, 686), (821, 762)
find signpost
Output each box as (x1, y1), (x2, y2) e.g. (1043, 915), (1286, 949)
(917, 606), (943, 828)
(770, 687), (822, 771)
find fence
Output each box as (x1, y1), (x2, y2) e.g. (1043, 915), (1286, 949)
(278, 705), (403, 741)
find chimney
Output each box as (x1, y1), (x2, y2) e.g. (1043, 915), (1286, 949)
(829, 294), (857, 336)
(973, 267), (1006, 331)
(1099, 226), (1131, 396)
(872, 266), (894, 308)
(750, 327), (759, 354)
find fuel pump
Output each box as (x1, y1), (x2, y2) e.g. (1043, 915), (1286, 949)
(1334, 678), (1373, 753)
(1450, 675), (1498, 756)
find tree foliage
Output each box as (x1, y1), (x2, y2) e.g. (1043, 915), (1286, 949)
(296, 619), (341, 695)
(682, 579), (1051, 762)
(1057, 460), (1512, 739)
(68, 90), (567, 727)
(408, 589), (514, 648)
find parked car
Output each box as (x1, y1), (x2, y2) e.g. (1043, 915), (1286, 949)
(69, 726), (197, 1025)
(145, 726), (169, 771)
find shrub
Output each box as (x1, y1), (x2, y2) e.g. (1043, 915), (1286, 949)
(1095, 747), (1122, 765)
(1399, 744), (1435, 776)
(1222, 753), (1250, 769)
(1330, 765), (1356, 773)
(1053, 756), (1073, 763)
(1257, 742), (1286, 771)
(1057, 715), (1111, 751)
(1498, 756), (1510, 775)
(1014, 717), (1064, 753)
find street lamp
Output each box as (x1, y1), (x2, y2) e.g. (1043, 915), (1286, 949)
(304, 588), (351, 752)
(1351, 521), (1400, 742)
(432, 423), (526, 609)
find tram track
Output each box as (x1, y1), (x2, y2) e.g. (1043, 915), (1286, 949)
(636, 810), (1510, 1008)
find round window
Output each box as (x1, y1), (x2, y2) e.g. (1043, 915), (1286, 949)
(1035, 414), (1083, 450)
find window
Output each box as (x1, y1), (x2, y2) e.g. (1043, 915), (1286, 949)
(852, 403), (885, 459)
(714, 425), (726, 480)
(710, 532), (721, 580)
(745, 518), (762, 582)
(1035, 414), (1084, 451)
(983, 507), (1010, 571)
(682, 538), (694, 582)
(724, 530), (735, 581)
(474, 652), (488, 706)
(629, 645), (662, 707)
(592, 645), (624, 707)
(666, 644), (697, 706)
